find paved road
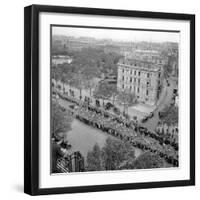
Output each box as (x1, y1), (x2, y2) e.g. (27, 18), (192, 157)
(56, 93), (176, 167)
(142, 78), (177, 131)
(57, 98), (143, 161)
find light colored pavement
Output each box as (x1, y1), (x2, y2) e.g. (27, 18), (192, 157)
(142, 78), (177, 131)
(57, 77), (177, 132)
(56, 92), (175, 167)
(57, 98), (143, 161)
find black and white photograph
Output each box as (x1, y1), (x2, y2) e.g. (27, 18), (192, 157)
(51, 25), (179, 174)
(0, 0), (198, 197)
(23, 4), (195, 195)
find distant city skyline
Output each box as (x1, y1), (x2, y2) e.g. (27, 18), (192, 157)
(52, 26), (179, 43)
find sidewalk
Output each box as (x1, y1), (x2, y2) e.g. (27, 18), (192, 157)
(155, 79), (168, 110)
(130, 104), (156, 114)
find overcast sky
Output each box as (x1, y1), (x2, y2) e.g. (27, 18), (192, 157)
(52, 26), (179, 43)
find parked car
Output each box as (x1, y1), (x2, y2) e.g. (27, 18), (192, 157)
(69, 104), (75, 109)
(61, 107), (66, 112)
(133, 116), (137, 121)
(138, 126), (148, 133)
(123, 113), (130, 120)
(52, 93), (56, 99)
(148, 112), (154, 118)
(141, 116), (148, 123)
(158, 111), (165, 119)
(113, 106), (120, 115)
(173, 89), (178, 95)
(105, 102), (114, 110)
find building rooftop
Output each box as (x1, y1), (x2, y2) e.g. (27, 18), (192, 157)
(118, 58), (161, 72)
(134, 49), (159, 54)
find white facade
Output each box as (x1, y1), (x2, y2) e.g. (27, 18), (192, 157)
(117, 59), (163, 105)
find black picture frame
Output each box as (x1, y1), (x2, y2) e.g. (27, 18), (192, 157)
(24, 4), (195, 196)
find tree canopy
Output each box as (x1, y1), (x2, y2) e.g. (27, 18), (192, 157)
(86, 138), (136, 171)
(101, 137), (135, 170)
(52, 47), (122, 82)
(160, 105), (178, 124)
(86, 143), (102, 171)
(117, 90), (137, 114)
(93, 82), (114, 101)
(133, 152), (164, 169)
(51, 101), (73, 140)
(163, 55), (177, 78)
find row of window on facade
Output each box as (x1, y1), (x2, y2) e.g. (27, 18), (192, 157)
(122, 61), (154, 68)
(121, 76), (151, 87)
(122, 69), (151, 77)
(121, 68), (161, 79)
(121, 84), (149, 96)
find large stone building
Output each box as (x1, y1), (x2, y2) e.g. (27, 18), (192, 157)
(117, 58), (163, 105)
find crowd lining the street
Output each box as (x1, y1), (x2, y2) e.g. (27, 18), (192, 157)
(55, 90), (179, 167)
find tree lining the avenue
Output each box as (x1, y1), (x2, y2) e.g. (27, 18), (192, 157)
(52, 46), (138, 116)
(93, 81), (116, 105)
(159, 105), (178, 124)
(86, 138), (165, 171)
(51, 100), (73, 140)
(133, 152), (164, 169)
(117, 90), (137, 115)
